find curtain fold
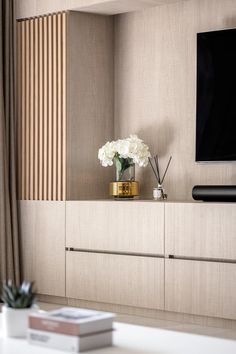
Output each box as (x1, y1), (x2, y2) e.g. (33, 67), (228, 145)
(0, 0), (20, 284)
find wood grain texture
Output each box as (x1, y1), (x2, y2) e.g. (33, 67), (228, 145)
(115, 0), (236, 200)
(165, 202), (236, 260)
(19, 201), (66, 297)
(29, 19), (35, 200)
(62, 13), (67, 201)
(48, 15), (53, 201)
(165, 259), (236, 320)
(34, 18), (39, 200)
(25, 20), (30, 200)
(21, 21), (26, 200)
(66, 201), (164, 254)
(38, 17), (43, 200)
(66, 12), (114, 200)
(66, 251), (164, 310)
(43, 16), (48, 200)
(17, 13), (66, 200)
(17, 22), (22, 199)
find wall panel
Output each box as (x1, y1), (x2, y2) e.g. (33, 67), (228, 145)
(115, 0), (236, 200)
(17, 13), (67, 200)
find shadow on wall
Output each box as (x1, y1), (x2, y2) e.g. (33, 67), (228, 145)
(137, 117), (175, 157)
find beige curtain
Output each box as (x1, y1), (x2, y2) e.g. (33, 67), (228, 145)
(0, 0), (20, 284)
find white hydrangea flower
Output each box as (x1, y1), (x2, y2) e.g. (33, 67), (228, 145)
(98, 134), (151, 168)
(98, 141), (116, 167)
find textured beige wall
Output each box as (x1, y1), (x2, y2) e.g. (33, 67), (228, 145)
(15, 0), (180, 18)
(115, 0), (236, 201)
(15, 0), (113, 18)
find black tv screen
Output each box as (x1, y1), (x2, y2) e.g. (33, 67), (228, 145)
(196, 28), (236, 161)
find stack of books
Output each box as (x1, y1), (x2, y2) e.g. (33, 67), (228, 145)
(28, 307), (115, 352)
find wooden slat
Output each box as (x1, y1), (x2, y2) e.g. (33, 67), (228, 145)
(62, 12), (66, 201)
(34, 18), (39, 200)
(17, 13), (66, 201)
(48, 15), (53, 201)
(57, 13), (62, 201)
(43, 16), (48, 200)
(17, 22), (22, 199)
(21, 21), (26, 199)
(52, 14), (58, 201)
(29, 19), (34, 200)
(38, 17), (44, 200)
(25, 20), (30, 200)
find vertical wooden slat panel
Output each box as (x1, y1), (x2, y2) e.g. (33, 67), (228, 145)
(18, 13), (66, 201)
(29, 19), (34, 200)
(43, 16), (48, 200)
(38, 17), (44, 200)
(48, 15), (53, 201)
(34, 18), (39, 200)
(17, 22), (22, 199)
(52, 14), (58, 201)
(25, 20), (30, 200)
(21, 21), (26, 200)
(57, 13), (62, 201)
(62, 13), (67, 201)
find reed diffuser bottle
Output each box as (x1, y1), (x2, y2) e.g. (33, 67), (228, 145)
(149, 155), (172, 200)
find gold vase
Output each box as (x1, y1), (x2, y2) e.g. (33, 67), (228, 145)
(109, 181), (139, 198)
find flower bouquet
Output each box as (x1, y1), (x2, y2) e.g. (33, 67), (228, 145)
(98, 135), (150, 198)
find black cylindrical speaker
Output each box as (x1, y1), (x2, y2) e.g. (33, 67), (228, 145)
(192, 185), (236, 202)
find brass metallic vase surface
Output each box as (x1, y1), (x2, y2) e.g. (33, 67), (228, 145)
(109, 181), (139, 198)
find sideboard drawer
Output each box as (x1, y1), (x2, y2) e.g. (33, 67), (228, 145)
(66, 201), (164, 255)
(66, 251), (164, 310)
(165, 203), (236, 260)
(165, 259), (236, 320)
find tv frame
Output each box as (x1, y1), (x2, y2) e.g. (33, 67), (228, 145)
(195, 27), (236, 163)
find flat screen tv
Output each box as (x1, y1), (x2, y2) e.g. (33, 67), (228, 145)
(196, 28), (236, 161)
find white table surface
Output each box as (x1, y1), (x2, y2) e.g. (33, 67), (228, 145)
(1, 315), (236, 354)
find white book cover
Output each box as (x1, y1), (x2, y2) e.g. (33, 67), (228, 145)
(28, 328), (113, 352)
(29, 307), (115, 336)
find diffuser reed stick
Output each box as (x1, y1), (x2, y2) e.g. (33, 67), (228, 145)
(149, 155), (172, 185)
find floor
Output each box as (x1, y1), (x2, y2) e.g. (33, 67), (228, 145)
(38, 302), (236, 341)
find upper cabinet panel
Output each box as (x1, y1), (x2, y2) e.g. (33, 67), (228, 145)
(66, 201), (164, 255)
(165, 202), (236, 260)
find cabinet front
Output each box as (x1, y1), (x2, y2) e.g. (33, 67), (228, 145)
(165, 203), (236, 260)
(66, 201), (164, 255)
(66, 251), (164, 310)
(165, 259), (236, 320)
(19, 201), (66, 297)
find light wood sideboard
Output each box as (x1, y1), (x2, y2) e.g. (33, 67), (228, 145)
(19, 200), (236, 322)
